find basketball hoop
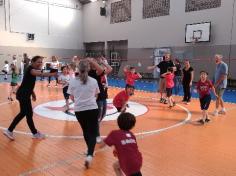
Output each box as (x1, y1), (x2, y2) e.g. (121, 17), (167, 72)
(190, 37), (199, 44)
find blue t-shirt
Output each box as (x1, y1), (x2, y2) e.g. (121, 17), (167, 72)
(214, 62), (228, 89)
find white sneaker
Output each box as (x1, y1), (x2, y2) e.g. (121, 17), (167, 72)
(219, 109), (226, 115)
(85, 155), (93, 169)
(32, 131), (46, 139)
(3, 130), (14, 140)
(212, 110), (219, 116)
(96, 136), (102, 144)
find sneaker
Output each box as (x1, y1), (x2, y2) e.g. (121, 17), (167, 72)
(47, 84), (51, 87)
(168, 105), (173, 109)
(205, 118), (211, 123)
(219, 109), (226, 115)
(55, 84), (58, 87)
(197, 119), (205, 125)
(84, 155), (93, 169)
(96, 136), (102, 144)
(4, 78), (7, 80)
(185, 102), (190, 105)
(163, 99), (168, 104)
(173, 102), (176, 106)
(159, 98), (164, 103)
(212, 110), (218, 116)
(3, 130), (14, 140)
(32, 131), (46, 139)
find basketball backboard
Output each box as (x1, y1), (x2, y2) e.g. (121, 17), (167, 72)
(185, 22), (211, 43)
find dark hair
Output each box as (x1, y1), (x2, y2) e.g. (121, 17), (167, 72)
(4, 60), (9, 64)
(175, 59), (181, 64)
(167, 67), (174, 72)
(130, 66), (135, 70)
(125, 84), (135, 89)
(117, 112), (136, 131)
(31, 56), (43, 63)
(200, 70), (208, 75)
(61, 65), (68, 71)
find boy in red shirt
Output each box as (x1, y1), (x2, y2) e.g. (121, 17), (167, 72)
(161, 67), (175, 108)
(124, 65), (142, 86)
(113, 85), (134, 113)
(100, 112), (142, 176)
(196, 71), (218, 124)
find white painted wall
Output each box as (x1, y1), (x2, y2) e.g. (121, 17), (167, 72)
(0, 0), (83, 50)
(82, 0), (235, 48)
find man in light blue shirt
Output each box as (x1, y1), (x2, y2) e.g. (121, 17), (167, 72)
(213, 54), (228, 116)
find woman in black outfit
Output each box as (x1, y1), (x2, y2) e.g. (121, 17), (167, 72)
(3, 56), (57, 140)
(182, 60), (194, 104)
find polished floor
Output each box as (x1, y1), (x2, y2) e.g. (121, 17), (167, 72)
(0, 81), (236, 176)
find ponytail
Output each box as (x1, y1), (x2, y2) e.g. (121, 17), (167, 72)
(77, 60), (89, 84)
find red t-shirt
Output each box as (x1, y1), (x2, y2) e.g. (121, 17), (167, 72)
(113, 90), (129, 108)
(197, 80), (213, 98)
(104, 130), (142, 176)
(125, 71), (140, 86)
(165, 73), (175, 88)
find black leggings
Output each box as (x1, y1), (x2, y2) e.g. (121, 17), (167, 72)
(183, 83), (191, 102)
(8, 97), (37, 134)
(75, 109), (99, 156)
(48, 69), (58, 84)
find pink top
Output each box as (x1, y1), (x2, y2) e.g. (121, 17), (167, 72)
(125, 71), (140, 86)
(165, 73), (175, 88)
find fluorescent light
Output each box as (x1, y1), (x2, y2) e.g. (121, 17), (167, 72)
(90, 0), (98, 2)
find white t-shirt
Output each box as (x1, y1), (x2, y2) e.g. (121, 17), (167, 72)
(51, 61), (59, 69)
(12, 59), (17, 66)
(3, 64), (9, 72)
(58, 74), (71, 88)
(67, 76), (100, 112)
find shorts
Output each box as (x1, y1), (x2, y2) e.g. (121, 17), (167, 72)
(11, 82), (18, 86)
(159, 78), (166, 93)
(216, 87), (225, 98)
(115, 107), (126, 112)
(63, 86), (70, 100)
(2, 70), (7, 74)
(166, 88), (173, 97)
(200, 94), (211, 110)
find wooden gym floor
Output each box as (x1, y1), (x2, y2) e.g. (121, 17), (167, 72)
(0, 81), (236, 176)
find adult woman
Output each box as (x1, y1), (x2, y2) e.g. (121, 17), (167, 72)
(48, 56), (59, 87)
(67, 59), (100, 168)
(3, 56), (57, 140)
(182, 60), (194, 104)
(174, 59), (182, 95)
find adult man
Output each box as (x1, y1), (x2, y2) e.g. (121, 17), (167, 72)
(147, 53), (175, 103)
(213, 54), (228, 116)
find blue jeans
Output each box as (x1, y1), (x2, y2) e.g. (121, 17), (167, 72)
(96, 99), (107, 136)
(174, 76), (182, 95)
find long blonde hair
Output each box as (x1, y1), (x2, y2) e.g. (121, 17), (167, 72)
(77, 59), (90, 84)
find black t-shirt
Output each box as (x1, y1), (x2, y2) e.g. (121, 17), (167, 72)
(17, 66), (36, 98)
(157, 60), (175, 77)
(88, 69), (108, 100)
(182, 67), (194, 83)
(174, 63), (182, 76)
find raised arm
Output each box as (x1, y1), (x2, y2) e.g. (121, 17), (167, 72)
(30, 69), (57, 77)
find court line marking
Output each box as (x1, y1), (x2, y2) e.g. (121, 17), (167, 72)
(0, 100), (191, 139)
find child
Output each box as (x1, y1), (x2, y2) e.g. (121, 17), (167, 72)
(113, 85), (134, 113)
(2, 60), (9, 80)
(123, 65), (142, 87)
(8, 64), (19, 101)
(196, 71), (218, 124)
(161, 67), (175, 108)
(100, 112), (142, 176)
(58, 66), (71, 112)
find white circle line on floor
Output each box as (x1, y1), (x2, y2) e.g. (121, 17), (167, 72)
(0, 100), (191, 139)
